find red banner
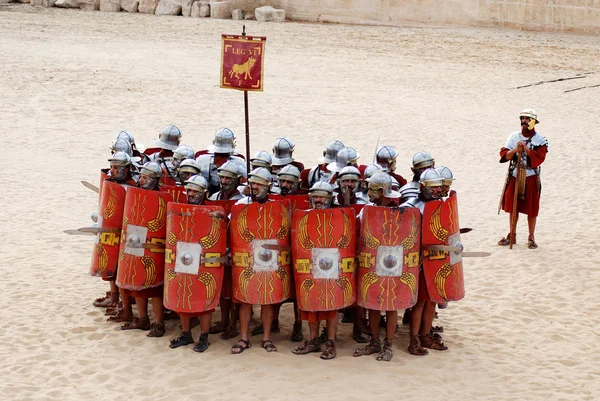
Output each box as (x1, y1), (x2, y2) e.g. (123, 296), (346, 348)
(220, 34), (266, 92)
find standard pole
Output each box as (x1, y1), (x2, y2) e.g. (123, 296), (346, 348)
(509, 151), (521, 249)
(244, 89), (250, 174)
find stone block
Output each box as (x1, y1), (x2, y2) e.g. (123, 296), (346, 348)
(55, 0), (79, 7)
(99, 0), (120, 11)
(181, 0), (191, 16)
(42, 0), (56, 7)
(244, 12), (254, 20)
(210, 1), (232, 19)
(30, 0), (43, 5)
(199, 2), (209, 16)
(155, 0), (181, 14)
(138, 0), (157, 13)
(121, 0), (138, 12)
(78, 0), (96, 10)
(232, 8), (244, 20)
(255, 5), (285, 22)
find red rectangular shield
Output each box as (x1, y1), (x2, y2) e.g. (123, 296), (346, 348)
(220, 34), (266, 91)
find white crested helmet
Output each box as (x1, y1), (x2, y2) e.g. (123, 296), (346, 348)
(184, 175), (209, 192)
(364, 163), (384, 180)
(248, 167), (272, 186)
(318, 140), (345, 164)
(277, 165), (301, 182)
(212, 128), (236, 154)
(327, 147), (360, 172)
(376, 145), (398, 170)
(412, 151), (435, 170)
(173, 145), (195, 161)
(520, 108), (539, 123)
(217, 161), (242, 179)
(366, 172), (401, 199)
(272, 138), (295, 166)
(338, 166), (361, 182)
(156, 125), (182, 151)
(140, 161), (162, 179)
(435, 166), (455, 186)
(419, 168), (443, 187)
(178, 159), (201, 175)
(110, 138), (133, 156)
(115, 130), (135, 145)
(108, 151), (132, 167)
(250, 150), (272, 169)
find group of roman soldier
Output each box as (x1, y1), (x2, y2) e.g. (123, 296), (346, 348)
(82, 124), (465, 362)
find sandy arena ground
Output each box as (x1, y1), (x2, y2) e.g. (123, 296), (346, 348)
(1, 4), (600, 400)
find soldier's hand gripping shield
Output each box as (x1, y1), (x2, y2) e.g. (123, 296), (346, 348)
(292, 208), (357, 312)
(357, 205), (421, 311)
(421, 190), (465, 303)
(230, 200), (292, 305)
(116, 187), (173, 291)
(163, 203), (227, 313)
(89, 180), (127, 280)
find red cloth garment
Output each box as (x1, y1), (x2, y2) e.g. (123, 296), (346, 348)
(417, 270), (430, 303)
(501, 175), (541, 217)
(300, 310), (337, 322)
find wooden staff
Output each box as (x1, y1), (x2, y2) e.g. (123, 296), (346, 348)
(509, 151), (522, 249)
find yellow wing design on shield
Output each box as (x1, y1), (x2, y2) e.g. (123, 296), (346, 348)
(399, 272), (417, 297)
(300, 278), (315, 308)
(401, 214), (418, 250)
(147, 197), (167, 232)
(277, 204), (290, 240)
(360, 271), (379, 305)
(363, 213), (381, 249)
(276, 266), (290, 299)
(434, 263), (452, 301)
(336, 276), (353, 306)
(430, 204), (449, 242)
(237, 206), (255, 243)
(141, 255), (158, 288)
(336, 211), (352, 249)
(102, 186), (118, 220)
(200, 217), (221, 249)
(238, 267), (255, 302)
(197, 271), (217, 306)
(298, 213), (315, 250)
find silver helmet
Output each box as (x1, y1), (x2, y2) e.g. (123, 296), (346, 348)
(272, 138), (295, 166)
(376, 145), (398, 172)
(419, 168), (443, 200)
(318, 140), (345, 164)
(172, 145), (195, 169)
(412, 151), (435, 171)
(110, 138), (132, 156)
(156, 125), (182, 151)
(337, 166), (361, 194)
(139, 161), (162, 190)
(211, 127), (236, 154)
(435, 166), (455, 186)
(520, 108), (539, 123)
(115, 130), (135, 145)
(309, 181), (333, 209)
(184, 175), (208, 204)
(108, 151), (132, 182)
(366, 172), (401, 199)
(217, 161), (242, 179)
(364, 163), (384, 180)
(327, 147), (360, 172)
(178, 159), (201, 175)
(277, 165), (301, 195)
(248, 167), (272, 186)
(250, 150), (273, 169)
(108, 151), (132, 167)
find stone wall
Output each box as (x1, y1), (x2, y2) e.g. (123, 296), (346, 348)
(275, 0), (600, 34)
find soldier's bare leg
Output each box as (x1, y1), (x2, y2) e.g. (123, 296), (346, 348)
(193, 313), (213, 353)
(232, 303), (252, 354)
(261, 305), (277, 352)
(498, 213), (518, 245)
(353, 309), (382, 357)
(121, 297), (150, 330)
(419, 300), (447, 351)
(527, 216), (538, 248)
(108, 288), (133, 322)
(352, 306), (369, 343)
(321, 317), (337, 360)
(408, 300), (428, 355)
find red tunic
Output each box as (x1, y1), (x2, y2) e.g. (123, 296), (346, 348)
(499, 135), (547, 217)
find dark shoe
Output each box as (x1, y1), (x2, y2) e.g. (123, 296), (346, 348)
(528, 235), (538, 249)
(261, 340), (277, 352)
(292, 338), (321, 355)
(170, 331), (194, 348)
(318, 327), (328, 344)
(352, 328), (369, 343)
(220, 326), (239, 340)
(290, 321), (304, 342)
(353, 337), (381, 357)
(231, 339), (251, 354)
(209, 320), (226, 335)
(320, 340), (336, 360)
(147, 322), (166, 337)
(193, 333), (210, 353)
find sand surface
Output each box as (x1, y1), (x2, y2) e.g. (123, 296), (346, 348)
(1, 4), (600, 400)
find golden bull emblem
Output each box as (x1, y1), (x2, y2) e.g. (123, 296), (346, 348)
(229, 56), (256, 81)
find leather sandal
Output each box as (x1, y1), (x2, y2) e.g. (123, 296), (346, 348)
(376, 338), (393, 362)
(420, 333), (448, 351)
(320, 340), (337, 360)
(408, 335), (428, 356)
(231, 339), (251, 354)
(292, 338), (321, 355)
(170, 331), (194, 349)
(353, 337), (381, 357)
(261, 340), (277, 352)
(528, 235), (538, 249)
(147, 322), (166, 337)
(193, 333), (210, 353)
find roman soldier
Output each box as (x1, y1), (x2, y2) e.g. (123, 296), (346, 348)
(498, 109), (548, 249)
(435, 166), (455, 198)
(276, 165), (305, 196)
(171, 144), (195, 171)
(196, 128), (247, 195)
(334, 166), (368, 207)
(300, 140), (344, 192)
(354, 172), (408, 362)
(271, 137), (305, 176)
(411, 151), (435, 183)
(176, 159), (201, 186)
(375, 145), (407, 187)
(230, 167), (291, 354)
(292, 182), (356, 360)
(168, 175), (226, 352)
(208, 161), (245, 201)
(401, 168), (450, 355)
